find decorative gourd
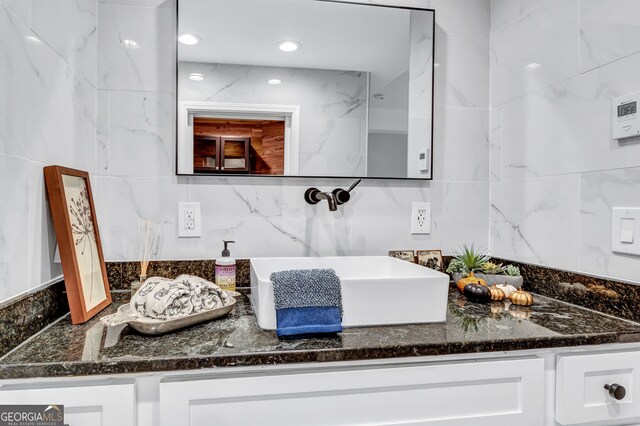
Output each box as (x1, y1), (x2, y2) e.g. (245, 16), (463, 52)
(488, 285), (506, 301)
(456, 272), (487, 293)
(463, 284), (491, 303)
(508, 289), (534, 306)
(495, 283), (517, 298)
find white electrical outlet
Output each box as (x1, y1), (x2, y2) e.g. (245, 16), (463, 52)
(178, 202), (201, 238)
(411, 202), (431, 234)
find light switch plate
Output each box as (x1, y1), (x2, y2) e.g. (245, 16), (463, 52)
(612, 208), (640, 255)
(178, 202), (201, 238)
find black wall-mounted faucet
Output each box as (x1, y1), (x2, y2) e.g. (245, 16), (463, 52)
(304, 179), (361, 211)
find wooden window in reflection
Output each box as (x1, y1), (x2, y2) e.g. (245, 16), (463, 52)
(193, 118), (285, 175)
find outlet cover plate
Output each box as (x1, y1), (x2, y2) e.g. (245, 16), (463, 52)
(178, 202), (201, 238)
(411, 202), (431, 235)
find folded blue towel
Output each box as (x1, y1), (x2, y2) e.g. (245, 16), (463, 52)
(270, 269), (343, 338)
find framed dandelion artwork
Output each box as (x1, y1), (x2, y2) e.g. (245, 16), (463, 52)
(44, 166), (111, 324)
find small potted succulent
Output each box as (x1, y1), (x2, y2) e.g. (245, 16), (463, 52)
(475, 262), (523, 287)
(446, 244), (523, 288)
(446, 244), (489, 284)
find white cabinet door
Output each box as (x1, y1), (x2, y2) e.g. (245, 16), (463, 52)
(160, 357), (545, 426)
(0, 383), (135, 426)
(557, 351), (640, 425)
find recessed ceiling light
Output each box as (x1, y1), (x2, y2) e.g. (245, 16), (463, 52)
(278, 40), (300, 52)
(268, 79), (282, 85)
(122, 39), (140, 49)
(179, 34), (200, 45)
(24, 35), (42, 45)
(189, 73), (204, 81)
(525, 62), (541, 70)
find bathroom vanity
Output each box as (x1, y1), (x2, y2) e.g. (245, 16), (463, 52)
(2, 288), (640, 426)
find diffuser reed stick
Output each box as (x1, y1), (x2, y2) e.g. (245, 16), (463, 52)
(139, 218), (163, 279)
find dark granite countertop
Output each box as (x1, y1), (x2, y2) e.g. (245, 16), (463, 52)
(2, 287), (640, 380)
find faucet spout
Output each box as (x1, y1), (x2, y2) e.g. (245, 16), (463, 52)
(304, 188), (338, 211)
(316, 191), (338, 211)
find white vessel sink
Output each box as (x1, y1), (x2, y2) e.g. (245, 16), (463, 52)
(250, 256), (450, 330)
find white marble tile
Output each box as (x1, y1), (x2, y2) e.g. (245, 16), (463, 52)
(491, 0), (580, 107)
(0, 6), (96, 172)
(299, 153), (366, 177)
(96, 90), (110, 175)
(105, 91), (175, 177)
(489, 105), (503, 182)
(27, 161), (62, 289)
(0, 154), (29, 302)
(580, 168), (640, 283)
(490, 175), (580, 271)
(490, 0), (543, 33)
(0, 0), (30, 25)
(178, 63), (367, 120)
(187, 178), (489, 259)
(99, 0), (175, 8)
(93, 176), (189, 261)
(98, 3), (175, 91)
(431, 0), (490, 35)
(580, 0), (640, 73)
(299, 118), (365, 157)
(432, 107), (489, 182)
(31, 0), (98, 85)
(434, 31), (489, 108)
(500, 51), (640, 180)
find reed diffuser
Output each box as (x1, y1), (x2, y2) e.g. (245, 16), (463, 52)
(131, 218), (163, 295)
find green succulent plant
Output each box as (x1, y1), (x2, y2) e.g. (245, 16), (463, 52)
(505, 264), (521, 277)
(453, 244), (490, 273)
(445, 258), (468, 275)
(481, 262), (507, 275)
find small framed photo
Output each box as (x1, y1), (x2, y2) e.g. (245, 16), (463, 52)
(44, 166), (112, 324)
(417, 250), (443, 272)
(388, 250), (415, 263)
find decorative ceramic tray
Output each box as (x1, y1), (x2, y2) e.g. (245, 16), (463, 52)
(102, 291), (239, 335)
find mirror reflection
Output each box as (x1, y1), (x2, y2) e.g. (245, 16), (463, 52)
(177, 0), (435, 179)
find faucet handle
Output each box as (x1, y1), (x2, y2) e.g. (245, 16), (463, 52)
(333, 179), (362, 205)
(347, 179), (362, 193)
(304, 187), (321, 205)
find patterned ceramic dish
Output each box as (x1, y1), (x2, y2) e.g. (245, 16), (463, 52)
(103, 291), (239, 335)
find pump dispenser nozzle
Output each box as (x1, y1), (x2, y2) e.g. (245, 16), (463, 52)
(222, 240), (235, 257)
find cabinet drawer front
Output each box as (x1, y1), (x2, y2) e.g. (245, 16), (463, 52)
(556, 351), (640, 425)
(0, 383), (135, 426)
(160, 358), (544, 426)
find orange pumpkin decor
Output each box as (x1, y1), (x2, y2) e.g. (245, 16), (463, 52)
(508, 289), (534, 306)
(456, 272), (487, 293)
(488, 285), (506, 301)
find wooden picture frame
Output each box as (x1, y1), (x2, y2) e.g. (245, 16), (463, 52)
(388, 250), (416, 263)
(44, 166), (111, 324)
(417, 250), (443, 272)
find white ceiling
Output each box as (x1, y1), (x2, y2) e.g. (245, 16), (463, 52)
(178, 0), (432, 98)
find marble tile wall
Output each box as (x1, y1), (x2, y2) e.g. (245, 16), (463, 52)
(490, 0), (640, 283)
(0, 0), (97, 302)
(93, 0), (492, 263)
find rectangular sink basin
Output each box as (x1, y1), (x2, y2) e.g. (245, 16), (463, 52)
(250, 256), (449, 330)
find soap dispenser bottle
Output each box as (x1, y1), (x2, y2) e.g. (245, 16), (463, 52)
(215, 240), (236, 291)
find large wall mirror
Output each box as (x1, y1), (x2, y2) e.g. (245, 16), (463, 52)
(176, 0), (435, 180)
